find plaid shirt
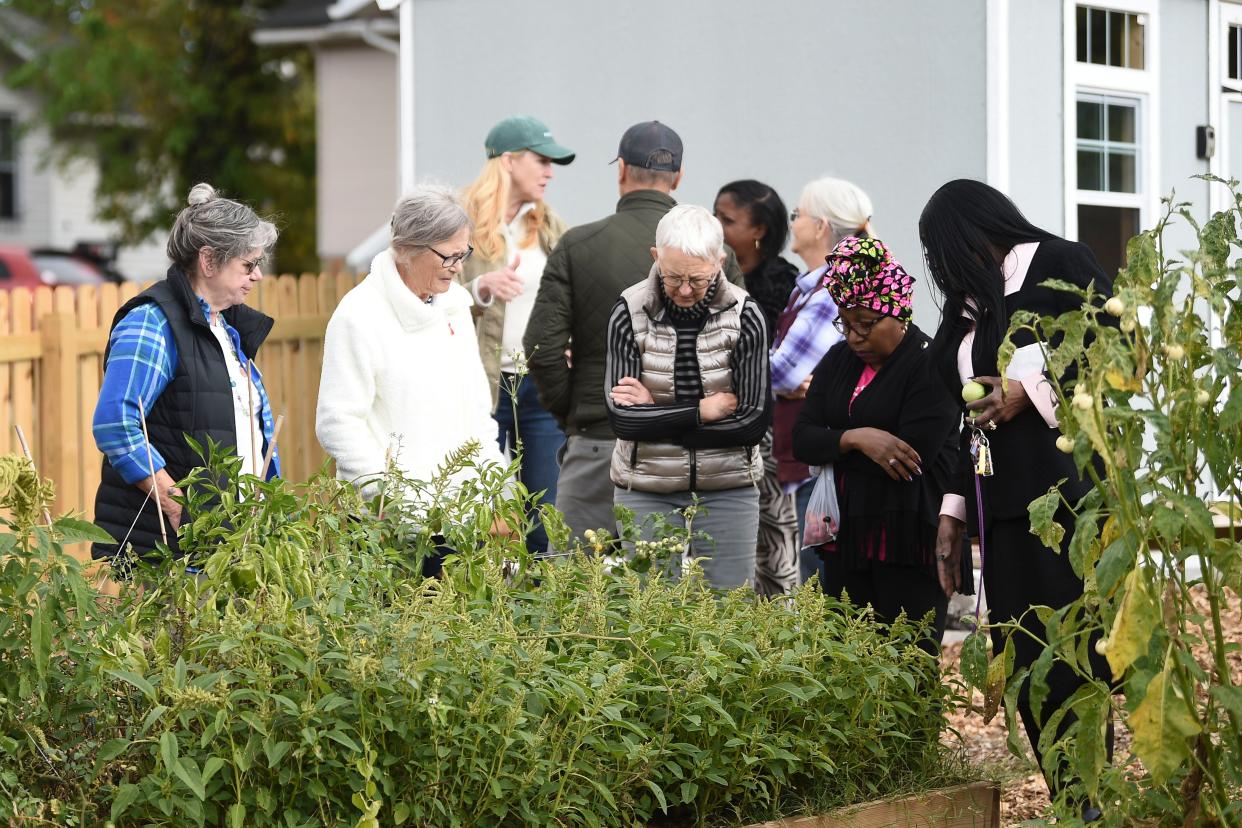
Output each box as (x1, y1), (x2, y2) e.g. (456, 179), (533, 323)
(769, 264), (842, 395)
(92, 296), (280, 484)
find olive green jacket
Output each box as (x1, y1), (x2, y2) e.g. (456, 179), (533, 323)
(457, 209), (568, 410)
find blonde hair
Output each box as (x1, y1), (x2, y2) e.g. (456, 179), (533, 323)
(799, 176), (873, 247)
(461, 154), (547, 262)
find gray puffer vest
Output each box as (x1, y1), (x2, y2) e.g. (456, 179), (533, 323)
(610, 271), (762, 493)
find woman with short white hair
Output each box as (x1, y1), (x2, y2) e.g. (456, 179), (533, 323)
(772, 176), (873, 583)
(316, 186), (506, 540)
(605, 205), (771, 589)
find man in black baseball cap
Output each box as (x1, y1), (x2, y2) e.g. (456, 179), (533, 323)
(612, 120), (683, 172)
(524, 120), (740, 544)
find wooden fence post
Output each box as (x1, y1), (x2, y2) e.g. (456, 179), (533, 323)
(40, 312), (80, 515)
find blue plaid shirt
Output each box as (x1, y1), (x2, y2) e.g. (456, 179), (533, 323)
(770, 265), (843, 395)
(92, 296), (280, 484)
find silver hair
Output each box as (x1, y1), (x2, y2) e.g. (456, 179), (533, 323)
(166, 183), (278, 273)
(655, 204), (724, 261)
(799, 176), (873, 247)
(389, 184), (472, 259)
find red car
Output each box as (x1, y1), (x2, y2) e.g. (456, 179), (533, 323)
(0, 244), (125, 289)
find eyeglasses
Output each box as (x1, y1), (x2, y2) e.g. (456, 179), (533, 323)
(790, 208), (801, 222)
(661, 272), (717, 290)
(240, 256), (264, 275)
(427, 244), (474, 268)
(832, 315), (885, 338)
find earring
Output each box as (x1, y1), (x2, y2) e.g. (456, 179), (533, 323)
(754, 239), (761, 251)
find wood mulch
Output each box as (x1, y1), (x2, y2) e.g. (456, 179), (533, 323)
(939, 585), (1240, 826)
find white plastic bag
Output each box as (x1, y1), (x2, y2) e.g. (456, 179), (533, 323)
(802, 465), (840, 548)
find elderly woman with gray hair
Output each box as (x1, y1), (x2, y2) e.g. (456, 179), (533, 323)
(605, 205), (771, 590)
(91, 183), (280, 567)
(316, 185), (506, 517)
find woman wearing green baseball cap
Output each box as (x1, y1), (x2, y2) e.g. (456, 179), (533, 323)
(459, 116), (574, 556)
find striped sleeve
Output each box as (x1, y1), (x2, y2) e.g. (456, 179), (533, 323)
(682, 299), (772, 449)
(604, 299), (700, 441)
(92, 303), (177, 485)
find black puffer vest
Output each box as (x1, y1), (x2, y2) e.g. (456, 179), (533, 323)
(91, 265), (273, 562)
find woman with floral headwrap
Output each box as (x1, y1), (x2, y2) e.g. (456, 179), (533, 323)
(791, 237), (969, 653)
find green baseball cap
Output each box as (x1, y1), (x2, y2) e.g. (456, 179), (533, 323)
(484, 116), (575, 164)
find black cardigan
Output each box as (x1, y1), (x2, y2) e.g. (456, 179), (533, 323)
(792, 325), (969, 587)
(938, 238), (1115, 526)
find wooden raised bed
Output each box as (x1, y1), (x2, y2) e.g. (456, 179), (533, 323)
(743, 781), (1000, 828)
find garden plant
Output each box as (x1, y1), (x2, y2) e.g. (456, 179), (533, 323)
(0, 440), (970, 826)
(960, 178), (1242, 826)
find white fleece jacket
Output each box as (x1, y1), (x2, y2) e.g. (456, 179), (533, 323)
(316, 249), (506, 494)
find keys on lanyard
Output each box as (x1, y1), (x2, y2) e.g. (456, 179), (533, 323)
(970, 427), (994, 477)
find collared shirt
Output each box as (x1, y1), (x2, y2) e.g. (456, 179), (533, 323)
(769, 265), (842, 395)
(92, 296), (280, 485)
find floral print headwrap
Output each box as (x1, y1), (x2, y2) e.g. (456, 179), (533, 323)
(822, 236), (914, 322)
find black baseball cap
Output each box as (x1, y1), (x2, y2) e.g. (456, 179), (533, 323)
(613, 121), (683, 171)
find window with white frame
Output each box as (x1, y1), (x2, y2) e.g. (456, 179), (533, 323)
(1077, 94), (1139, 193)
(1077, 5), (1145, 69)
(0, 114), (15, 220)
(1068, 1), (1154, 279)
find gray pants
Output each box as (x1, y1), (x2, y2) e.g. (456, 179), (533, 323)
(614, 485), (759, 590)
(555, 434), (618, 541)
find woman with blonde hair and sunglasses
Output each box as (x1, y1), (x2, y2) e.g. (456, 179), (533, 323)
(458, 116), (575, 556)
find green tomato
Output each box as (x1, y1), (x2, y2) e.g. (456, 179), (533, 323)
(1073, 393), (1094, 411)
(1095, 638), (1109, 656)
(1195, 389), (1211, 405)
(230, 564), (258, 593)
(961, 380), (987, 402)
(1056, 435), (1074, 454)
(1104, 296), (1125, 317)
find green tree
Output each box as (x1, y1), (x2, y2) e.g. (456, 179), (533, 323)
(2, 0), (317, 273)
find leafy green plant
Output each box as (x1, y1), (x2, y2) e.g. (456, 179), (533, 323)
(0, 440), (970, 826)
(961, 178), (1242, 825)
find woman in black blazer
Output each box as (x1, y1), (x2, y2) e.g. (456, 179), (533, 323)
(792, 237), (967, 656)
(920, 179), (1114, 816)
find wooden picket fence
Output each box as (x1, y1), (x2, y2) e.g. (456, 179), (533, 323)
(0, 272), (362, 525)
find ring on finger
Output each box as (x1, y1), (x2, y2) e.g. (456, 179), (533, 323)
(987, 420), (998, 431)
(888, 458), (898, 467)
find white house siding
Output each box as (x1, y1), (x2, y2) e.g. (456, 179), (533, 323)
(1158, 0), (1211, 256)
(385, 0), (989, 328)
(1008, 0), (1067, 233)
(316, 43), (399, 263)
(0, 80), (53, 248)
(0, 65), (167, 281)
(47, 157), (168, 281)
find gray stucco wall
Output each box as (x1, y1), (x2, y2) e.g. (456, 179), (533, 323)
(408, 0), (988, 327)
(1007, 0), (1065, 234)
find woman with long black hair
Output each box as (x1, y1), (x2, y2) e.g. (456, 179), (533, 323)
(920, 179), (1113, 817)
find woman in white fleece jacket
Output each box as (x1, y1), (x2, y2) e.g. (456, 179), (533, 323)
(316, 186), (506, 504)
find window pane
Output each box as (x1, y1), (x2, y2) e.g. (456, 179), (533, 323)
(1090, 8), (1108, 65)
(1108, 150), (1138, 193)
(1128, 14), (1145, 69)
(1077, 5), (1088, 62)
(1231, 27), (1239, 80)
(1078, 99), (1103, 140)
(0, 172), (14, 218)
(1108, 10), (1125, 67)
(1107, 102), (1136, 144)
(1078, 149), (1105, 190)
(0, 118), (13, 163)
(1078, 205), (1140, 278)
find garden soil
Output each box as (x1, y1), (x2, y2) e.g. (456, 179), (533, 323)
(940, 586), (1240, 826)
